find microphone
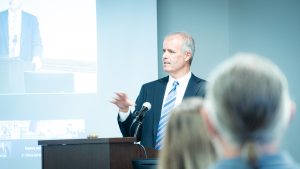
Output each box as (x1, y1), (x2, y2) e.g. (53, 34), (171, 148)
(130, 102), (151, 137)
(134, 102), (151, 120)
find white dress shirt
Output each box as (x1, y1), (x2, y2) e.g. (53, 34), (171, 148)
(163, 71), (191, 107)
(9, 9), (22, 58)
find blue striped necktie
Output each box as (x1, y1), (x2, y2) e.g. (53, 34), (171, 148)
(155, 81), (179, 150)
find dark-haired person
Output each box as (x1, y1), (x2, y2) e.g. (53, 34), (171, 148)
(204, 53), (299, 169)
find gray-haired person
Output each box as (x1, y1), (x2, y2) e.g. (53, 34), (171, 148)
(204, 53), (299, 169)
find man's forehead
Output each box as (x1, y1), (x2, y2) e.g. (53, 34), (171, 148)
(163, 37), (183, 48)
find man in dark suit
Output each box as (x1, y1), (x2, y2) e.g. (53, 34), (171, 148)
(111, 32), (206, 149)
(0, 0), (43, 69)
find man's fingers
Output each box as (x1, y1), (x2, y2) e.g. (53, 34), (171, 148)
(115, 92), (126, 98)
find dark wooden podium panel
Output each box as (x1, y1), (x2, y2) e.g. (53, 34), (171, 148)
(38, 137), (158, 169)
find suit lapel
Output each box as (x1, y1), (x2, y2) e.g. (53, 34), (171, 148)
(1, 10), (9, 52)
(184, 74), (200, 97)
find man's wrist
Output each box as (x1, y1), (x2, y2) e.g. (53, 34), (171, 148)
(119, 107), (129, 113)
(118, 109), (130, 122)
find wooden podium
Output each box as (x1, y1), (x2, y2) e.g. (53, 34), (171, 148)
(38, 137), (158, 169)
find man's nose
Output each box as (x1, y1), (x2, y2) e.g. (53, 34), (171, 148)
(162, 52), (168, 59)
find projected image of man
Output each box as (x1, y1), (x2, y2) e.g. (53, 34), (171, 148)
(0, 0), (43, 70)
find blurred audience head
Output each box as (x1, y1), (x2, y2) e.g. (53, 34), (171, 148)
(159, 97), (217, 169)
(205, 53), (294, 167)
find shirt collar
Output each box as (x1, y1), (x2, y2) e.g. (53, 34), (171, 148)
(9, 8), (22, 17)
(168, 71), (192, 85)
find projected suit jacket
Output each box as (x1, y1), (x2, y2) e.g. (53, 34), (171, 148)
(118, 73), (206, 149)
(0, 10), (43, 61)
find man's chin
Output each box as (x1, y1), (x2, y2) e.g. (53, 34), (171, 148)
(163, 67), (170, 73)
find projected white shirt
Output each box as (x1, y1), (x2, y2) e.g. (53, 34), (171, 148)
(8, 9), (22, 58)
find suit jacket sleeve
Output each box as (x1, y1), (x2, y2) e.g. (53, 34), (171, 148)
(118, 84), (146, 140)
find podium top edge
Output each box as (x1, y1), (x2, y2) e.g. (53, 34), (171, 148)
(38, 137), (136, 146)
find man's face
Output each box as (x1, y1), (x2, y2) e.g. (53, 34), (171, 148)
(162, 35), (190, 76)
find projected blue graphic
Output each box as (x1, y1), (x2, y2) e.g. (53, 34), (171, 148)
(0, 119), (85, 159)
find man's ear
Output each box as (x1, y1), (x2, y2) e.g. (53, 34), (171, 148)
(184, 51), (192, 62)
